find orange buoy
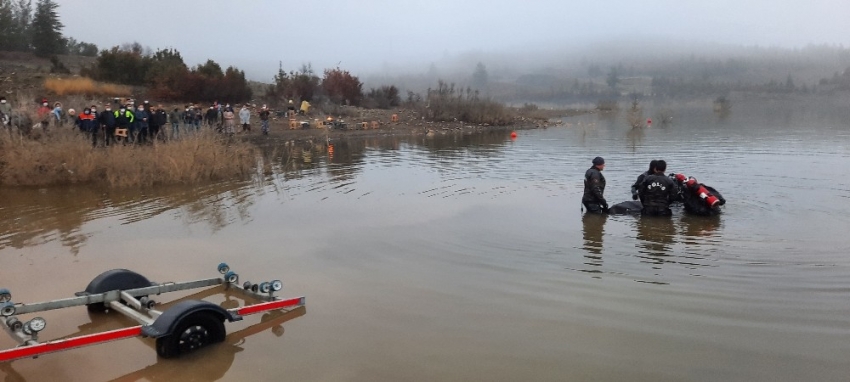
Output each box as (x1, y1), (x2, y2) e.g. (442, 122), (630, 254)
(510, 131), (518, 139)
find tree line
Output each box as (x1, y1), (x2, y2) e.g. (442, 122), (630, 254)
(80, 45), (253, 103)
(266, 63), (400, 109)
(2, 0), (403, 108)
(0, 0), (97, 57)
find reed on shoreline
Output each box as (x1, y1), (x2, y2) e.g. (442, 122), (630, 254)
(0, 130), (256, 188)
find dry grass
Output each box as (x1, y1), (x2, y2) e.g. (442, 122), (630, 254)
(0, 130), (256, 188)
(422, 81), (511, 125)
(44, 77), (132, 97)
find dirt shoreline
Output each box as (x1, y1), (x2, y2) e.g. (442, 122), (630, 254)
(238, 107), (589, 145)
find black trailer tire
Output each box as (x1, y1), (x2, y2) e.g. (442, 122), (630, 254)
(155, 311), (226, 358)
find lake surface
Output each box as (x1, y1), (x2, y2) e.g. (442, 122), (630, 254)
(2, 98), (850, 381)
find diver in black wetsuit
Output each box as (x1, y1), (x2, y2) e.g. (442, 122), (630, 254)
(631, 160), (657, 203)
(582, 157), (607, 213)
(639, 160), (677, 216)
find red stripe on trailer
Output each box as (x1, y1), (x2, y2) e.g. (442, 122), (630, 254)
(0, 326), (142, 363)
(236, 296), (304, 316)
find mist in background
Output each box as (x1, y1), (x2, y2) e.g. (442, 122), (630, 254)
(52, 0), (850, 82)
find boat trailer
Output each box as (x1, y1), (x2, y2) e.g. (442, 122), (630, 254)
(0, 263), (305, 362)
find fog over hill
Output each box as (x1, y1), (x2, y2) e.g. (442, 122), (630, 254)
(52, 0), (850, 85)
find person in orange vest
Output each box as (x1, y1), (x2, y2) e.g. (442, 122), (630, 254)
(75, 107), (98, 147)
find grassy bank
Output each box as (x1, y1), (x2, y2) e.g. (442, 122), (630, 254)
(43, 77), (132, 97)
(0, 130), (256, 188)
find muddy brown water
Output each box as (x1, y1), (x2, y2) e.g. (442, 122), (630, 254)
(2, 98), (850, 381)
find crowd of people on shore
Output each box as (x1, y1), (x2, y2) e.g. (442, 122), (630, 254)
(0, 96), (280, 146)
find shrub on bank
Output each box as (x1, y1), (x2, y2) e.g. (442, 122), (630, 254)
(364, 86), (400, 109)
(422, 81), (511, 125)
(0, 130), (256, 187)
(323, 68), (363, 106)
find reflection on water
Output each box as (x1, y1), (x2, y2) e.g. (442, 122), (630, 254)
(105, 308), (305, 382)
(635, 215), (676, 257)
(581, 213), (606, 277)
(679, 213), (722, 241)
(626, 125), (646, 152)
(0, 130), (519, 255)
(0, 181), (259, 254)
(3, 99), (850, 381)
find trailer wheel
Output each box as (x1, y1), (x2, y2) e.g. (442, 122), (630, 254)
(155, 311), (226, 358)
(82, 269), (153, 312)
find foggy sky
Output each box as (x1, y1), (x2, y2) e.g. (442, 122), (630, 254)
(54, 0), (850, 82)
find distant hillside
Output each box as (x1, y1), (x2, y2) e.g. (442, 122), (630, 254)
(363, 41), (850, 103)
(0, 51), (96, 96)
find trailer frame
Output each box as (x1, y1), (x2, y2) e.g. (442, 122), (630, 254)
(0, 264), (305, 362)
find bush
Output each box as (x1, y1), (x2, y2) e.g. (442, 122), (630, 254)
(627, 99), (644, 128)
(49, 56), (70, 74)
(420, 81), (511, 125)
(267, 64), (321, 106)
(322, 68), (363, 106)
(365, 85), (400, 109)
(85, 46), (151, 86)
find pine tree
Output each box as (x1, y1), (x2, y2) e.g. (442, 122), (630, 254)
(0, 0), (14, 50)
(31, 0), (63, 57)
(472, 62), (488, 89)
(11, 0), (30, 51)
(0, 0), (32, 52)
